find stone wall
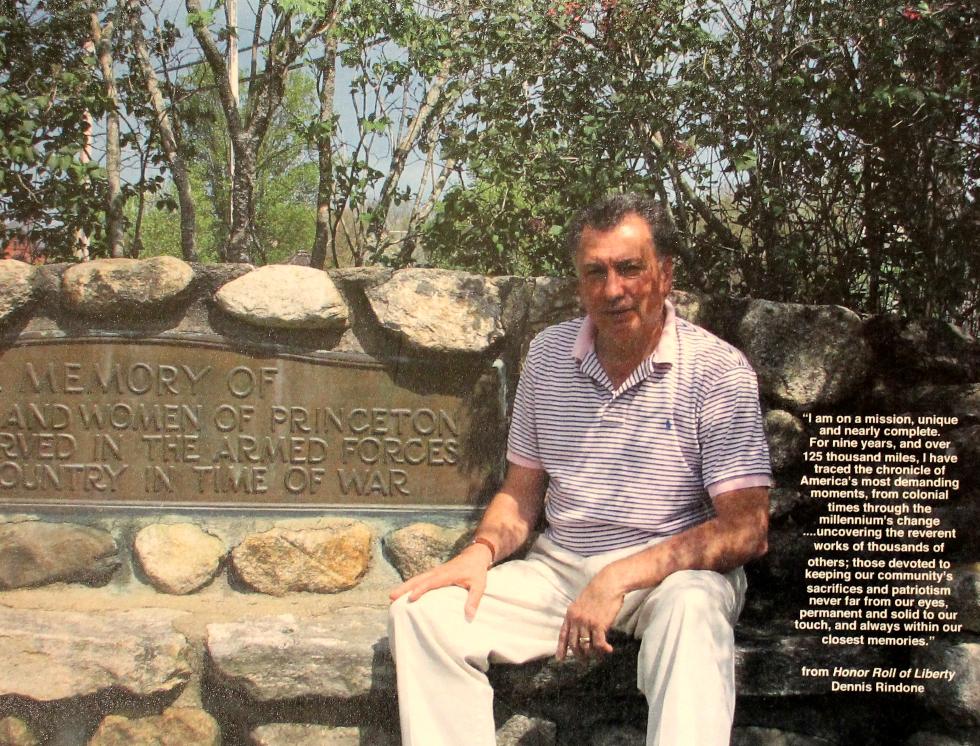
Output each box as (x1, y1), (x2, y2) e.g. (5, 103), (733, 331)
(0, 258), (977, 746)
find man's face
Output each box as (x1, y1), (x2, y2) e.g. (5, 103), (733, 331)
(574, 212), (673, 351)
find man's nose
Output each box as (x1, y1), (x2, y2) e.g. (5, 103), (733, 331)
(603, 270), (625, 299)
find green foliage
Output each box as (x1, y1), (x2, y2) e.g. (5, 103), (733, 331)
(178, 67), (319, 263)
(424, 181), (572, 276)
(692, 0), (979, 322)
(421, 0), (979, 329)
(0, 1), (109, 258)
(315, 0), (502, 266)
(423, 0), (718, 275)
(7, 0), (974, 328)
(256, 161), (318, 263)
(127, 178), (220, 262)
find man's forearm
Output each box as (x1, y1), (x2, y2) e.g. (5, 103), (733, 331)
(388, 463), (547, 613)
(600, 487), (769, 596)
(471, 466), (547, 563)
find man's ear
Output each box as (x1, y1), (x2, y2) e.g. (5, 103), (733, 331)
(661, 256), (674, 293)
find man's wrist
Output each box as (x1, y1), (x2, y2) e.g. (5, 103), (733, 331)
(470, 536), (496, 567)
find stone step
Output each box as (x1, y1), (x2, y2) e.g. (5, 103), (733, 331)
(0, 607), (191, 702)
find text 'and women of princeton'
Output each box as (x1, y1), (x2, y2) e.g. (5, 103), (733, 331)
(0, 360), (461, 500)
(795, 413), (961, 694)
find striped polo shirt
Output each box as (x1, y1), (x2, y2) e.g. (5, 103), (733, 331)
(507, 301), (772, 556)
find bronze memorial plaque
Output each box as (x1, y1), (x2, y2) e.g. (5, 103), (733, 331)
(0, 338), (498, 508)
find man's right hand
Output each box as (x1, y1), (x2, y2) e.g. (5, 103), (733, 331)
(388, 541), (494, 621)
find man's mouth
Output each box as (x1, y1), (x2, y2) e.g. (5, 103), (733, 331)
(603, 307), (635, 322)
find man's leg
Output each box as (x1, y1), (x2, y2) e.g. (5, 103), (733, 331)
(617, 567), (746, 746)
(388, 540), (577, 746)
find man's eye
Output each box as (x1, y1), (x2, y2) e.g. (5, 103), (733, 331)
(619, 264), (643, 277)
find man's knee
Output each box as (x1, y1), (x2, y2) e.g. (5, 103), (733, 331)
(639, 570), (740, 634)
(388, 588), (469, 651)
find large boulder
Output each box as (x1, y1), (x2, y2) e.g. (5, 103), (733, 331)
(214, 265), (349, 330)
(949, 425), (980, 478)
(134, 523), (226, 594)
(914, 640), (980, 727)
(734, 632), (896, 697)
(900, 384), (980, 422)
(0, 521), (119, 589)
(365, 268), (505, 354)
(0, 607), (191, 701)
(736, 301), (872, 410)
(764, 409), (806, 473)
(61, 256), (193, 317)
(526, 277), (580, 336)
(864, 315), (978, 384)
(206, 608), (392, 701)
(0, 260), (37, 323)
(949, 564), (980, 633)
(230, 521), (372, 595)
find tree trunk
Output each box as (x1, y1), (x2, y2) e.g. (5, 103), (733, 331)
(312, 33), (339, 269)
(226, 136), (257, 263)
(226, 0), (239, 257)
(90, 12), (125, 257)
(186, 0), (338, 263)
(861, 147), (882, 315)
(126, 0), (197, 261)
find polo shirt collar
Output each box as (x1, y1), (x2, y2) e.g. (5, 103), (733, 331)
(572, 300), (678, 370)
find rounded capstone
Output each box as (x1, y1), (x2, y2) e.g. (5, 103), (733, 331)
(384, 522), (468, 580)
(365, 268), (505, 354)
(0, 260), (37, 323)
(214, 264), (349, 329)
(61, 256), (194, 316)
(134, 523), (226, 594)
(0, 521), (119, 589)
(736, 300), (872, 410)
(230, 520), (372, 595)
(88, 707), (220, 746)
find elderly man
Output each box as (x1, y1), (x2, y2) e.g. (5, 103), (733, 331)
(389, 193), (771, 746)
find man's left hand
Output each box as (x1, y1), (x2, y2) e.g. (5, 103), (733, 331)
(556, 570), (625, 660)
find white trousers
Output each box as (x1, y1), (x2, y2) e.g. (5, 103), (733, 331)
(388, 535), (746, 746)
